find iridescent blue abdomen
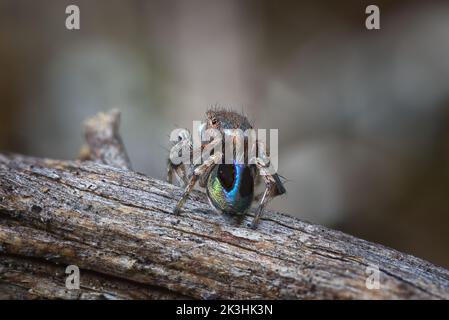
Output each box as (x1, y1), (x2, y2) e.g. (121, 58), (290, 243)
(206, 163), (254, 214)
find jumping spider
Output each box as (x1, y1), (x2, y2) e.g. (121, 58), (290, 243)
(167, 109), (285, 229)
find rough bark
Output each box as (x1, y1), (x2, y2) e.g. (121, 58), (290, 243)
(80, 109), (132, 170)
(1, 111), (449, 300)
(0, 254), (183, 299)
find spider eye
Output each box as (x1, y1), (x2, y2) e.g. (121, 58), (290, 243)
(211, 118), (218, 125)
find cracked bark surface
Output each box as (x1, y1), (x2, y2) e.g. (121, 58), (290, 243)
(1, 110), (449, 299)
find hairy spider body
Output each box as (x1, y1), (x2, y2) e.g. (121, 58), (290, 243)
(167, 108), (285, 228)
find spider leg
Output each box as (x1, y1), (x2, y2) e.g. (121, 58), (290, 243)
(250, 142), (286, 228)
(197, 137), (223, 187)
(167, 128), (193, 187)
(253, 190), (265, 202)
(173, 151), (223, 215)
(167, 160), (190, 187)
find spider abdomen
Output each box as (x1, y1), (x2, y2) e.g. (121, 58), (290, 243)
(206, 164), (254, 214)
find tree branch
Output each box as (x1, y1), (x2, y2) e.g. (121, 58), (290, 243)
(1, 111), (449, 299)
(80, 109), (132, 170)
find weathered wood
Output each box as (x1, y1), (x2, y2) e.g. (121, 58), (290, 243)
(1, 110), (168, 299)
(1, 110), (449, 300)
(1, 153), (449, 299)
(0, 254), (184, 300)
(80, 109), (132, 170)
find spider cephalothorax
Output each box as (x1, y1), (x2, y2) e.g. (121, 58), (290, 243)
(205, 109), (253, 131)
(167, 108), (285, 228)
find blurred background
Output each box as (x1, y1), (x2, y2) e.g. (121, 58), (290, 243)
(1, 0), (448, 268)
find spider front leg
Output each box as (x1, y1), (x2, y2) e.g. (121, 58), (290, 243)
(167, 160), (191, 187)
(167, 129), (193, 187)
(173, 151), (223, 215)
(250, 145), (286, 229)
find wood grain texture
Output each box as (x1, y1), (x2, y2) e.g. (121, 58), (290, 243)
(1, 110), (449, 300)
(1, 154), (449, 299)
(0, 254), (183, 299)
(80, 109), (132, 170)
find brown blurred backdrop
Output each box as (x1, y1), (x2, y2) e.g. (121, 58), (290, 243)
(1, 0), (448, 268)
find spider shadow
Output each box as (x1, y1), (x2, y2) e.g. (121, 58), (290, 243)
(195, 208), (248, 228)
